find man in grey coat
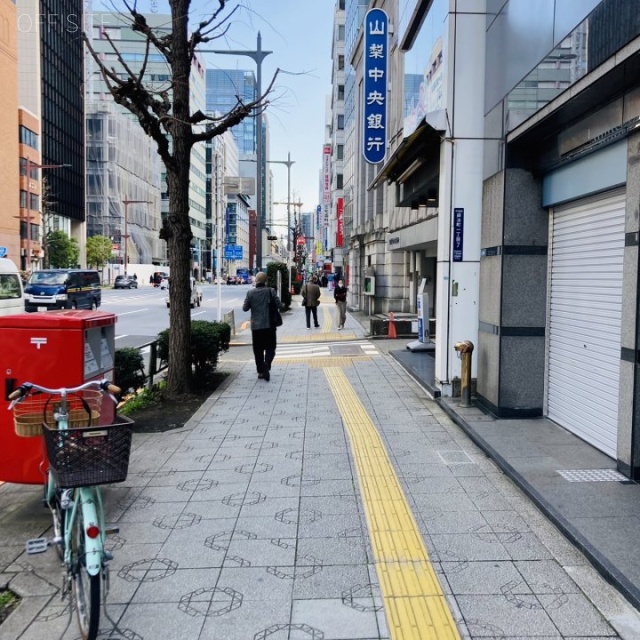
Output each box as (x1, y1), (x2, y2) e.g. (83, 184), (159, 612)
(242, 272), (282, 381)
(301, 276), (322, 329)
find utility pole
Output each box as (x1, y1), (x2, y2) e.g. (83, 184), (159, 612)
(199, 33), (272, 272)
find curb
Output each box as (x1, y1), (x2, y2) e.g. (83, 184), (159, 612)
(436, 398), (640, 613)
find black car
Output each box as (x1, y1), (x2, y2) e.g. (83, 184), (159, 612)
(114, 275), (138, 289)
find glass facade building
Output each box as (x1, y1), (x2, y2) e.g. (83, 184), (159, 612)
(205, 70), (257, 155)
(40, 0), (85, 223)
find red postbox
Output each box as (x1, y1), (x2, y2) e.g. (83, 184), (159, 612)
(0, 310), (117, 484)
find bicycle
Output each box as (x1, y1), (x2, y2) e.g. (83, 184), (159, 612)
(9, 379), (133, 640)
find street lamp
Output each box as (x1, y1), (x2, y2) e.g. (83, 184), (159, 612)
(19, 160), (71, 272)
(198, 32), (272, 272)
(267, 152), (295, 255)
(121, 199), (151, 274)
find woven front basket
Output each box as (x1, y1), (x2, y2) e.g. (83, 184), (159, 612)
(13, 391), (103, 438)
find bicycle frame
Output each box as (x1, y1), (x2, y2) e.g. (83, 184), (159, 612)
(44, 398), (106, 577)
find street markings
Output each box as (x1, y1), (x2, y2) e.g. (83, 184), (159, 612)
(274, 341), (379, 364)
(325, 367), (461, 640)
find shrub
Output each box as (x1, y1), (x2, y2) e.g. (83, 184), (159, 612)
(114, 347), (146, 394)
(266, 262), (291, 309)
(157, 320), (231, 382)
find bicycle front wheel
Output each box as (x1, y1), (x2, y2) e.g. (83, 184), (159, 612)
(70, 506), (101, 640)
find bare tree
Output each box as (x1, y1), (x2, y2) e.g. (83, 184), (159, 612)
(84, 0), (278, 397)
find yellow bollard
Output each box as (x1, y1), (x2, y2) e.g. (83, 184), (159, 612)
(454, 340), (474, 407)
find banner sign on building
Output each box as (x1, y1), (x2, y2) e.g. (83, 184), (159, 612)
(322, 145), (331, 207)
(336, 197), (344, 248)
(363, 8), (388, 164)
(453, 208), (464, 262)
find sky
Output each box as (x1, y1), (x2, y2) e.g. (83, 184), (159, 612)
(95, 0), (335, 225)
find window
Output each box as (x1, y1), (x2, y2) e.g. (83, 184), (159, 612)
(337, 144), (344, 160)
(338, 55), (345, 71)
(339, 0), (345, 8)
(19, 158), (39, 178)
(337, 115), (344, 130)
(338, 85), (344, 100)
(0, 275), (21, 300)
(19, 126), (39, 150)
(336, 174), (344, 189)
(338, 25), (345, 41)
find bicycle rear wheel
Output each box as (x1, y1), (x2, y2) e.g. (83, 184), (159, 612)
(70, 506), (100, 640)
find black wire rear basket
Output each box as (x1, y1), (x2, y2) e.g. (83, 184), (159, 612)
(43, 416), (134, 488)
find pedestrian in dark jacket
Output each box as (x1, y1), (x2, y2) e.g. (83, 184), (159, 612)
(301, 276), (322, 329)
(242, 272), (282, 381)
(334, 279), (348, 329)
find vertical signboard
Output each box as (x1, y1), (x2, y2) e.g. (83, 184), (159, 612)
(363, 8), (388, 164)
(453, 208), (464, 262)
(322, 145), (331, 208)
(336, 197), (344, 247)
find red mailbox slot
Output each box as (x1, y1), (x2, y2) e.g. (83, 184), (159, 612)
(0, 310), (117, 484)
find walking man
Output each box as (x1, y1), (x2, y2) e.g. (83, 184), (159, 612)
(242, 272), (282, 381)
(334, 278), (348, 330)
(301, 276), (321, 329)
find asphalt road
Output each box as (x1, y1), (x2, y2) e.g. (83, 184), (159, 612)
(100, 282), (252, 349)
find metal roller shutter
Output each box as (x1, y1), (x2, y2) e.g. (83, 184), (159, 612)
(547, 190), (625, 457)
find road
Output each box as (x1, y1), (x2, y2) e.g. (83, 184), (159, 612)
(100, 283), (252, 349)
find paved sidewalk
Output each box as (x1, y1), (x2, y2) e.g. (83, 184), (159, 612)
(1, 290), (640, 639)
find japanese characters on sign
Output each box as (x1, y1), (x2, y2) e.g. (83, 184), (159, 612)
(322, 145), (331, 207)
(336, 198), (344, 248)
(453, 208), (464, 262)
(363, 8), (388, 164)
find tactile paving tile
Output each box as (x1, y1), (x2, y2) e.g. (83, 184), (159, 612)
(556, 469), (628, 482)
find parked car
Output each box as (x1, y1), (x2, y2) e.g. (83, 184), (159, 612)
(114, 275), (138, 289)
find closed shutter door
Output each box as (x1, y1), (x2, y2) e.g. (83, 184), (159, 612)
(547, 191), (625, 457)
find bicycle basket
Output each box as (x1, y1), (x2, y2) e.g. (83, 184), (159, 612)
(43, 415), (133, 488)
(13, 390), (103, 438)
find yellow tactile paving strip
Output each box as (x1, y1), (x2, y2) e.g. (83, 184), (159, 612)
(325, 366), (461, 640)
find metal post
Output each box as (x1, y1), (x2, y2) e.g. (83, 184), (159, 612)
(216, 150), (223, 321)
(454, 340), (475, 407)
(200, 34), (272, 272)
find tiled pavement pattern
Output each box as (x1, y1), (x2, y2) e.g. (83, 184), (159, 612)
(1, 293), (640, 639)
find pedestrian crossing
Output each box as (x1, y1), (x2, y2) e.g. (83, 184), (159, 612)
(274, 340), (379, 364)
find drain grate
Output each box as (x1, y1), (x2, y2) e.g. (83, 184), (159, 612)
(556, 469), (628, 482)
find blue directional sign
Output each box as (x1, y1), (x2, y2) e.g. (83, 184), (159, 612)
(363, 8), (388, 164)
(0, 247), (7, 258)
(453, 208), (464, 262)
(224, 244), (243, 261)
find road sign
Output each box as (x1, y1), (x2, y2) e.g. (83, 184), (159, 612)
(224, 244), (243, 261)
(0, 247), (6, 258)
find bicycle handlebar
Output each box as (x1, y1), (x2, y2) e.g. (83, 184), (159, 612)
(7, 379), (121, 408)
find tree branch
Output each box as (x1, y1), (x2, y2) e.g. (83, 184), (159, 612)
(123, 0), (173, 62)
(191, 69), (281, 143)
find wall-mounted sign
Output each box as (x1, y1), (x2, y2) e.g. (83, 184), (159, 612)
(336, 198), (344, 248)
(363, 8), (388, 164)
(322, 145), (331, 206)
(453, 208), (464, 262)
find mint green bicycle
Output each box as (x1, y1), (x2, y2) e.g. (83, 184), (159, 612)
(9, 379), (133, 640)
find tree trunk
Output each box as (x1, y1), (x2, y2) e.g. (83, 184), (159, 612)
(164, 1), (195, 398)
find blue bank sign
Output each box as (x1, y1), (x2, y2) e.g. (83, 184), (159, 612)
(363, 8), (388, 164)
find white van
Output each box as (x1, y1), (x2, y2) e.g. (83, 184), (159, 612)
(0, 258), (25, 316)
(165, 276), (202, 309)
